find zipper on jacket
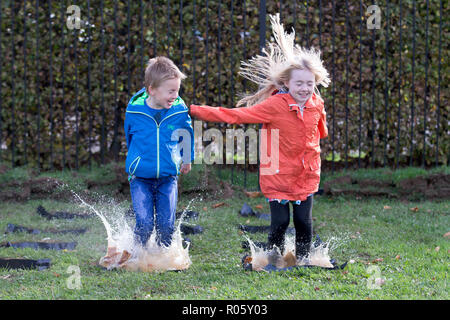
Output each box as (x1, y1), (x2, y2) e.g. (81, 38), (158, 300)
(126, 109), (188, 179)
(158, 110), (189, 177)
(156, 126), (160, 178)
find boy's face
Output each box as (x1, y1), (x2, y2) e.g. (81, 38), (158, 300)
(147, 77), (181, 109)
(284, 68), (315, 107)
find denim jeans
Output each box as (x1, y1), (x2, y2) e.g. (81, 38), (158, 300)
(129, 175), (178, 247)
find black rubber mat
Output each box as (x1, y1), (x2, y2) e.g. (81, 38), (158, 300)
(37, 205), (91, 220)
(241, 254), (347, 272)
(0, 258), (51, 270)
(176, 210), (199, 221)
(238, 224), (295, 234)
(5, 223), (87, 235)
(0, 241), (77, 250)
(180, 224), (203, 235)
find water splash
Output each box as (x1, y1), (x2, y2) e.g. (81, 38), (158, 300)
(244, 235), (335, 271)
(72, 190), (194, 272)
(72, 192), (114, 242)
(307, 237), (335, 268)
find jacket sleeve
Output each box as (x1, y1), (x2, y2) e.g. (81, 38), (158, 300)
(181, 112), (195, 164)
(190, 96), (278, 124)
(318, 103), (328, 139)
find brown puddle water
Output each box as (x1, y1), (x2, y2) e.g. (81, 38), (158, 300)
(74, 193), (192, 272)
(245, 236), (335, 271)
(99, 228), (191, 272)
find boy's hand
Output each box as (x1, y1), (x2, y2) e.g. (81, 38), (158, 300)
(180, 163), (191, 174)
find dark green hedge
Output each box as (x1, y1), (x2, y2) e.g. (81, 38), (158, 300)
(0, 0), (448, 170)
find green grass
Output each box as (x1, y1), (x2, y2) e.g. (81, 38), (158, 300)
(0, 163), (449, 300)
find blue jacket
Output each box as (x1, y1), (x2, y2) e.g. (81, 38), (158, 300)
(124, 88), (195, 178)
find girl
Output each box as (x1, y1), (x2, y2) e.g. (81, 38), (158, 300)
(190, 14), (330, 264)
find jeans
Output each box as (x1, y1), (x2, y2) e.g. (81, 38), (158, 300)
(267, 195), (313, 259)
(129, 175), (178, 247)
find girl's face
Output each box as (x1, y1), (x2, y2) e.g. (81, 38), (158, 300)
(284, 68), (315, 106)
(147, 77), (181, 109)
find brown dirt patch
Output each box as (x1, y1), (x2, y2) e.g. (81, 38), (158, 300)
(323, 173), (450, 200)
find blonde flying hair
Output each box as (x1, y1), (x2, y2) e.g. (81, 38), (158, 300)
(237, 14), (330, 107)
(144, 56), (186, 91)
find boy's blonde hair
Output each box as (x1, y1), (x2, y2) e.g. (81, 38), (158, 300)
(144, 56), (186, 91)
(237, 14), (330, 107)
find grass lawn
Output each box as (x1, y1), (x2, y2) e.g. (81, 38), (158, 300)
(0, 163), (448, 300)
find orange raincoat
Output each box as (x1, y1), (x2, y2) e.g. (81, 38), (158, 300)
(190, 92), (328, 201)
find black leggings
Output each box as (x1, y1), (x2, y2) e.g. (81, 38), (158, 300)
(267, 195), (313, 259)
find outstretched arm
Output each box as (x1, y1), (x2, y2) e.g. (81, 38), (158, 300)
(190, 96), (278, 125)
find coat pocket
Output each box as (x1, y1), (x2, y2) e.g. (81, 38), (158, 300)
(302, 156), (321, 192)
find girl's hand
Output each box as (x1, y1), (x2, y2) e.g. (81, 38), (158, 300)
(180, 163), (191, 174)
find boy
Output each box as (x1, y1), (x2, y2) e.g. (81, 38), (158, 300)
(125, 56), (194, 248)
